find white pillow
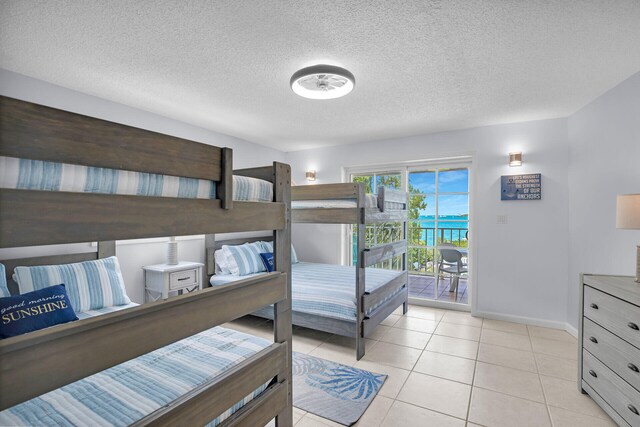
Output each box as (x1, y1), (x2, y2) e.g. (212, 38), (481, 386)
(13, 256), (131, 313)
(214, 250), (231, 275)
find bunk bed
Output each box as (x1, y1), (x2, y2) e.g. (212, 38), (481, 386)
(208, 183), (409, 360)
(0, 96), (293, 427)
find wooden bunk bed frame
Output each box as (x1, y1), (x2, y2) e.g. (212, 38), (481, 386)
(0, 96), (293, 427)
(227, 182), (409, 360)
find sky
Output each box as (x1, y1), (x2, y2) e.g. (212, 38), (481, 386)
(356, 168), (469, 217)
(410, 169), (469, 216)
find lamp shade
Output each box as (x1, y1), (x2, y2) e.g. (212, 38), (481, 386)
(616, 194), (640, 229)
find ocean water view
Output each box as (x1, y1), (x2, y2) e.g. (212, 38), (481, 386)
(411, 215), (469, 247)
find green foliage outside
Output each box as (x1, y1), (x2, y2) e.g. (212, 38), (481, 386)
(351, 174), (467, 274)
(351, 174), (426, 270)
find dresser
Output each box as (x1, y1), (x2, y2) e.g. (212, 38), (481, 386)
(579, 274), (640, 426)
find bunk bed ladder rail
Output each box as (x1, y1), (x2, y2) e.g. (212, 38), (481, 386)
(356, 184), (367, 360)
(360, 188), (410, 344)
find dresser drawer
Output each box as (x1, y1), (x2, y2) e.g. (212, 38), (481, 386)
(584, 318), (640, 392)
(583, 350), (640, 426)
(584, 286), (640, 349)
(169, 268), (198, 289)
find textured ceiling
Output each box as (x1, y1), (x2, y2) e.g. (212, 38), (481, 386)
(1, 1), (639, 151)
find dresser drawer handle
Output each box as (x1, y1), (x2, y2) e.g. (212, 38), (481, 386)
(589, 336), (598, 344)
(590, 303), (598, 309)
(177, 277), (190, 281)
(629, 404), (639, 416)
(629, 322), (639, 331)
(589, 370), (597, 378)
(629, 363), (640, 373)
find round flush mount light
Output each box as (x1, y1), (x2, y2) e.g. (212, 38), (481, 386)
(290, 64), (355, 100)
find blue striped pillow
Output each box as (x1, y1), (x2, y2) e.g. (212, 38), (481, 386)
(259, 241), (298, 264)
(221, 243), (267, 276)
(0, 264), (10, 297)
(13, 257), (131, 313)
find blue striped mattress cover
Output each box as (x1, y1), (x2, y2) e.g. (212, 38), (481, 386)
(0, 302), (273, 427)
(210, 262), (405, 322)
(0, 156), (273, 202)
(291, 193), (404, 210)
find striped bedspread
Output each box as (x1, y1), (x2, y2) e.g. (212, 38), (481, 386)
(210, 262), (404, 322)
(0, 305), (272, 426)
(0, 156), (273, 202)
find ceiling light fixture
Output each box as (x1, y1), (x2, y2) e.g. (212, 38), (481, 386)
(290, 64), (355, 100)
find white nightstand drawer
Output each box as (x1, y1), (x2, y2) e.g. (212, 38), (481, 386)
(169, 268), (198, 289)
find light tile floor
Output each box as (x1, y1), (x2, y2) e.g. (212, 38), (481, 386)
(224, 306), (616, 427)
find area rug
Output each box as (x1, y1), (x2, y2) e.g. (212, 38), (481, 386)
(292, 352), (387, 426)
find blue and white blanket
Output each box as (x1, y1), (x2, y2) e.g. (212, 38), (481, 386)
(0, 304), (272, 426)
(0, 156), (273, 202)
(211, 262), (404, 322)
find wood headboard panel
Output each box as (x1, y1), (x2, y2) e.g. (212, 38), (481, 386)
(0, 96), (224, 181)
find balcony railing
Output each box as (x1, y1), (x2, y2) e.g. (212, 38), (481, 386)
(408, 226), (468, 275)
(353, 225), (469, 274)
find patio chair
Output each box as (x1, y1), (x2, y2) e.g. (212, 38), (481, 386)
(438, 243), (468, 297)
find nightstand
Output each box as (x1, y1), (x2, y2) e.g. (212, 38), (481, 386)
(143, 261), (204, 302)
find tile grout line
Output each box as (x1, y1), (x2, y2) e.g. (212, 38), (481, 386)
(464, 318), (483, 424)
(528, 325), (555, 426)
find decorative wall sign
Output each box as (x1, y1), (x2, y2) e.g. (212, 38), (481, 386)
(501, 173), (542, 200)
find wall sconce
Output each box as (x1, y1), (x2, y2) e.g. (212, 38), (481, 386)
(509, 152), (523, 167)
(305, 170), (317, 181)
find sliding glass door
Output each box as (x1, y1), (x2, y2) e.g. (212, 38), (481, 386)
(408, 167), (469, 304)
(347, 162), (471, 306)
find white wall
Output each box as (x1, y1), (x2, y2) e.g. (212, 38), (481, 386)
(567, 72), (640, 330)
(0, 69), (285, 303)
(286, 119), (571, 327)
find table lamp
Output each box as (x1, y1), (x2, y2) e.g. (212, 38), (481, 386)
(167, 236), (178, 265)
(616, 194), (640, 282)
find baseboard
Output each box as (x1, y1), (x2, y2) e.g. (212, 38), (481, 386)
(473, 310), (571, 332)
(564, 323), (578, 338)
(408, 297), (470, 313)
(409, 304), (580, 337)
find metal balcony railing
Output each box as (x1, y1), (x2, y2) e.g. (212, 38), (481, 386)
(407, 226), (468, 275)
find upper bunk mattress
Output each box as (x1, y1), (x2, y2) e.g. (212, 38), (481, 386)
(0, 310), (271, 426)
(210, 262), (404, 322)
(291, 193), (404, 210)
(0, 156), (273, 202)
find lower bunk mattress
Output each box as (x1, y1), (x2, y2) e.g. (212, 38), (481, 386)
(0, 321), (272, 426)
(210, 262), (405, 322)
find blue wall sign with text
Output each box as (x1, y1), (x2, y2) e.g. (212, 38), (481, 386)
(501, 174), (542, 201)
